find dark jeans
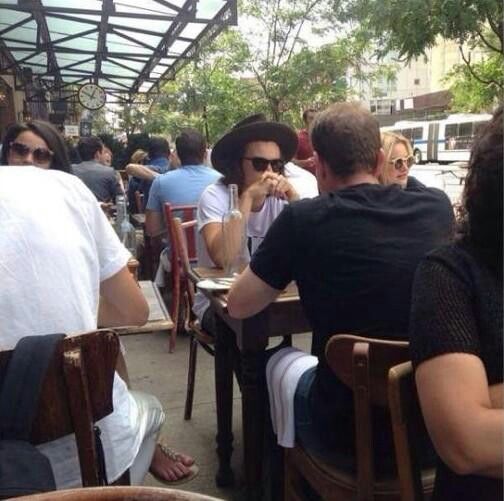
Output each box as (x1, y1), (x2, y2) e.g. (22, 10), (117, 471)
(294, 366), (352, 467)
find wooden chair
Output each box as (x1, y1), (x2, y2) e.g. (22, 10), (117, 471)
(0, 330), (126, 488)
(284, 334), (435, 501)
(164, 203), (198, 262)
(163, 203), (198, 352)
(171, 217), (215, 420)
(14, 485), (224, 500)
(388, 361), (436, 501)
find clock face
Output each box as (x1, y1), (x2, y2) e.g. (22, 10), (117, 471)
(78, 83), (106, 110)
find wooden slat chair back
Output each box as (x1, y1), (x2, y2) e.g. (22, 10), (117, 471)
(284, 334), (427, 501)
(163, 203), (198, 353)
(388, 361), (436, 501)
(14, 485), (224, 500)
(164, 203), (198, 261)
(172, 217), (215, 420)
(0, 330), (120, 487)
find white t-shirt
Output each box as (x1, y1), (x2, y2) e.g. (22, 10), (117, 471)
(193, 181), (288, 321)
(284, 162), (319, 199)
(0, 166), (141, 487)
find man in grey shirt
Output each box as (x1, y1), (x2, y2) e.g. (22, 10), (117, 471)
(73, 136), (120, 202)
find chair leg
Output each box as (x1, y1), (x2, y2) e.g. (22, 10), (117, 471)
(184, 335), (198, 420)
(169, 295), (185, 353)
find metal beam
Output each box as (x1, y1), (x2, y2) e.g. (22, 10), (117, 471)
(106, 22), (166, 39)
(0, 5), (187, 21)
(105, 57), (143, 75)
(154, 0), (237, 89)
(58, 56), (96, 72)
(109, 27), (159, 53)
(0, 14), (33, 37)
(0, 0), (239, 99)
(100, 76), (133, 90)
(52, 27), (98, 46)
(95, 0), (114, 85)
(3, 26), (98, 48)
(152, 0), (182, 12)
(6, 47), (151, 57)
(1, 48), (41, 72)
(0, 39), (29, 86)
(130, 0), (197, 93)
(19, 0), (62, 84)
(38, 12), (100, 27)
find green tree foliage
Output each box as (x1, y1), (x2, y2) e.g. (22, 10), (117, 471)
(142, 1), (389, 139)
(447, 51), (503, 111)
(117, 102), (149, 137)
(241, 0), (332, 119)
(148, 30), (268, 143)
(338, 0), (503, 110)
(339, 0), (502, 61)
(131, 0), (393, 140)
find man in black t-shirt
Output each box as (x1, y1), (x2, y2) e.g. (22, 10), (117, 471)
(227, 102), (454, 467)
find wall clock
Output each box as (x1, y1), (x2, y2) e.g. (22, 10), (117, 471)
(78, 83), (106, 110)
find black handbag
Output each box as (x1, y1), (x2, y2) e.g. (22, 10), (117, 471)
(0, 334), (65, 499)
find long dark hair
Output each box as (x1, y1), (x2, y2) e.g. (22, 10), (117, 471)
(1, 120), (72, 172)
(458, 105), (503, 278)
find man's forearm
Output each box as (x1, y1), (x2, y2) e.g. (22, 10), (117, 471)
(126, 163), (158, 180)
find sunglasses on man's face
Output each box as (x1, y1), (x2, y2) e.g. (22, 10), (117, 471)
(10, 141), (53, 164)
(389, 156), (415, 171)
(242, 156), (285, 173)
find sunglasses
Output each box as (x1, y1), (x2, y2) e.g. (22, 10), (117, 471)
(389, 156), (414, 170)
(10, 141), (53, 164)
(242, 156), (285, 173)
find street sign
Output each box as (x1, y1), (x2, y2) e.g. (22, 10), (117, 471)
(64, 124), (79, 136)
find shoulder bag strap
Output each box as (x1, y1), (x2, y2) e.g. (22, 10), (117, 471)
(0, 334), (66, 440)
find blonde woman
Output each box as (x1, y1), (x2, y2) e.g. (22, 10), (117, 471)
(380, 131), (415, 188)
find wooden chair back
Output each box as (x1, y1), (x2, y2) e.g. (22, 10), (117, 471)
(325, 334), (410, 499)
(163, 203), (197, 352)
(169, 217), (198, 345)
(0, 330), (120, 487)
(389, 362), (434, 501)
(134, 191), (144, 213)
(14, 486), (224, 500)
(172, 217), (215, 419)
(164, 203), (198, 262)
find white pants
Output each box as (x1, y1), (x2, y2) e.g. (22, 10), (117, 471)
(128, 391), (166, 484)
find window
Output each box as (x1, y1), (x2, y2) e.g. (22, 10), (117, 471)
(401, 128), (412, 140)
(445, 124), (458, 137)
(414, 78), (420, 85)
(445, 124), (458, 150)
(412, 127), (423, 140)
(459, 122), (472, 137)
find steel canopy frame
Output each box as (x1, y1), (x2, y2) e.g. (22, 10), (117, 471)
(0, 0), (237, 104)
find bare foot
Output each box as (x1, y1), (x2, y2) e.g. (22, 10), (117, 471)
(149, 444), (195, 482)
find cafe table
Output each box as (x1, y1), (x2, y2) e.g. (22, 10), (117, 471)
(190, 267), (311, 501)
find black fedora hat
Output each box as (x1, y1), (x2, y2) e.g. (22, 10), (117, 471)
(211, 113), (298, 175)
